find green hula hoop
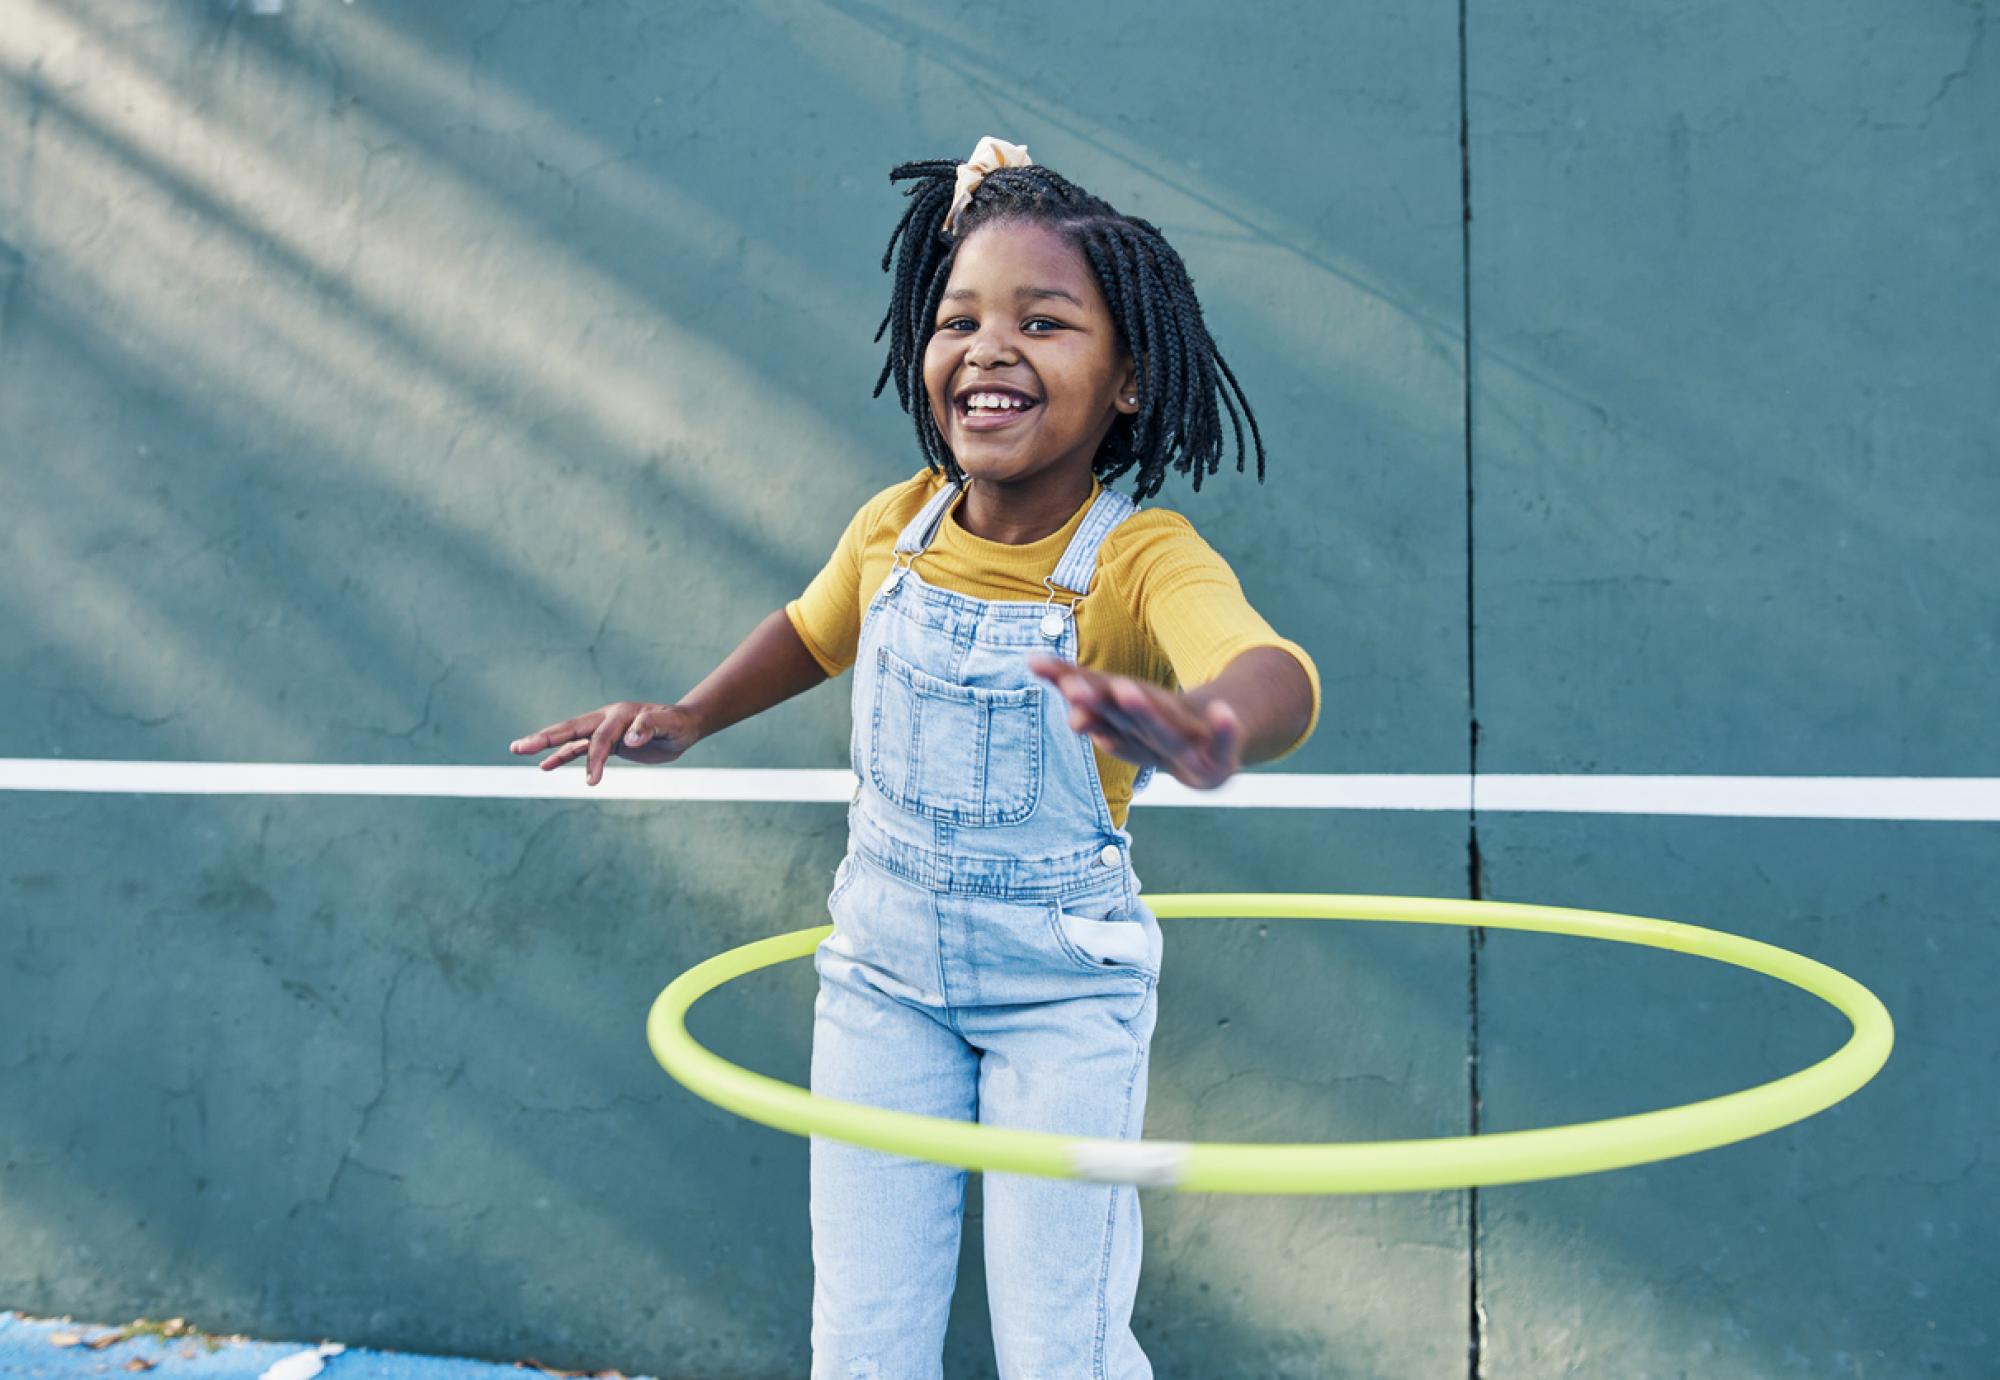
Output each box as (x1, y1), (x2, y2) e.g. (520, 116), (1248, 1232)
(645, 893), (1893, 1194)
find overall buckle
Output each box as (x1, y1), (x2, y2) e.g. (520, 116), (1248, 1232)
(1039, 575), (1080, 641)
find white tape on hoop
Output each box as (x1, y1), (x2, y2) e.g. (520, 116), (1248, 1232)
(1066, 1138), (1193, 1188)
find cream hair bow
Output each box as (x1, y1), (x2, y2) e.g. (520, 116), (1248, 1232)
(942, 135), (1032, 237)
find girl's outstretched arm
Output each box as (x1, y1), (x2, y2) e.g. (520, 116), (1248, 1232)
(671, 607), (835, 742)
(509, 608), (830, 786)
(1027, 647), (1314, 790)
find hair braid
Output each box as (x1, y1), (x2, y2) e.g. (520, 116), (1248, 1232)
(1135, 219), (1263, 490)
(1121, 225), (1176, 469)
(1081, 226), (1153, 459)
(1211, 342), (1265, 482)
(873, 162), (956, 411)
(1130, 231), (1201, 479)
(1073, 229), (1139, 486)
(1115, 222), (1187, 481)
(910, 253), (957, 476)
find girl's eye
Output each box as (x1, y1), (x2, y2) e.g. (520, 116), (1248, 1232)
(936, 317), (1063, 333)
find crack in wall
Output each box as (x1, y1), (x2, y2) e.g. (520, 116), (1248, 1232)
(323, 951), (416, 1204)
(1457, 0), (1487, 1374)
(1924, 10), (1987, 114)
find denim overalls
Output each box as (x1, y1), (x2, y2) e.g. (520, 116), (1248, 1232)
(810, 475), (1164, 1380)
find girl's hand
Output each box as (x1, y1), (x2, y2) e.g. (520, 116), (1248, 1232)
(1026, 655), (1243, 790)
(508, 701), (702, 787)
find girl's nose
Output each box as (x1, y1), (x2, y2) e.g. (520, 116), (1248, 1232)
(965, 329), (1018, 368)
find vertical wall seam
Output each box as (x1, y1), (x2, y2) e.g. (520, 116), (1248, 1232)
(1457, 0), (1488, 1377)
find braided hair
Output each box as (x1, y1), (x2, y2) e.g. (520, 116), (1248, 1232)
(871, 156), (1266, 499)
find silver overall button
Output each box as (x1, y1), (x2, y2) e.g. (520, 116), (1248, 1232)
(1039, 608), (1065, 640)
(1098, 843), (1120, 867)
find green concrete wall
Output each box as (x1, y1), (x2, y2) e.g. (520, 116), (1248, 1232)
(1, 2), (1991, 1376)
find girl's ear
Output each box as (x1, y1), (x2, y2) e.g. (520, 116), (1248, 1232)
(1114, 352), (1140, 415)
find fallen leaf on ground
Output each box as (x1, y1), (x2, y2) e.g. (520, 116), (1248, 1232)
(256, 1341), (344, 1380)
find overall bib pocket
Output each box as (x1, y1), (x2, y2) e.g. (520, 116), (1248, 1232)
(869, 644), (1043, 827)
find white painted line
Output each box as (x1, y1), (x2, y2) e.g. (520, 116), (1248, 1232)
(1140, 772), (1471, 811)
(1475, 773), (2000, 822)
(0, 760), (1995, 820)
(0, 760), (858, 802)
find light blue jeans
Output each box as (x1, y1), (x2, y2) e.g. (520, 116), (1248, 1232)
(810, 835), (1161, 1379)
(809, 475), (1162, 1379)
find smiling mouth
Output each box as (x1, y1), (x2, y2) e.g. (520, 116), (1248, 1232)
(956, 395), (1040, 431)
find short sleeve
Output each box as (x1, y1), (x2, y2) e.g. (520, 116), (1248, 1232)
(1125, 513), (1321, 760)
(784, 500), (872, 678)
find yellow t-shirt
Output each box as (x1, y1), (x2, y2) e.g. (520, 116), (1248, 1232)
(785, 467), (1322, 829)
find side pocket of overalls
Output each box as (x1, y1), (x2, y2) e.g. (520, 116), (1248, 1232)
(815, 853), (869, 978)
(1047, 893), (1162, 979)
(826, 853), (860, 914)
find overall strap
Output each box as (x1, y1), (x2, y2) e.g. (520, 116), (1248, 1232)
(893, 474), (966, 557)
(1043, 483), (1157, 798)
(892, 476), (1141, 585)
(1047, 484), (1140, 596)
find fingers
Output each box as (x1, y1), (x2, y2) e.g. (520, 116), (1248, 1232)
(623, 706), (699, 765)
(537, 738), (590, 772)
(510, 714), (592, 754)
(1084, 721), (1161, 769)
(1028, 655), (1243, 784)
(1028, 654), (1112, 725)
(1142, 694), (1243, 787)
(1046, 666), (1175, 755)
(524, 725), (658, 781)
(1076, 681), (1156, 747)
(1204, 698), (1242, 749)
(508, 704), (624, 780)
(585, 708), (637, 786)
(512, 703), (686, 784)
(1095, 675), (1192, 745)
(1050, 672), (1149, 759)
(1197, 700), (1244, 784)
(1104, 680), (1209, 772)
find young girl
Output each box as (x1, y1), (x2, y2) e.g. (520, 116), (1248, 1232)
(510, 136), (1319, 1380)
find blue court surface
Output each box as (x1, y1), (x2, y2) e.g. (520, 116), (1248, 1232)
(0, 1312), (659, 1380)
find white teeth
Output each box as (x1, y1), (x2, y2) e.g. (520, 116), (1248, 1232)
(966, 392), (1030, 411)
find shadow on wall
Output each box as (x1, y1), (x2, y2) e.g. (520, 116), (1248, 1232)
(1, 0), (1987, 1374)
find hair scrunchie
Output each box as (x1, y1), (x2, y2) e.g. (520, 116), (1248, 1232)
(941, 135), (1033, 237)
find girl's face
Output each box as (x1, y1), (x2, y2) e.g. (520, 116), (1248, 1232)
(922, 220), (1139, 491)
